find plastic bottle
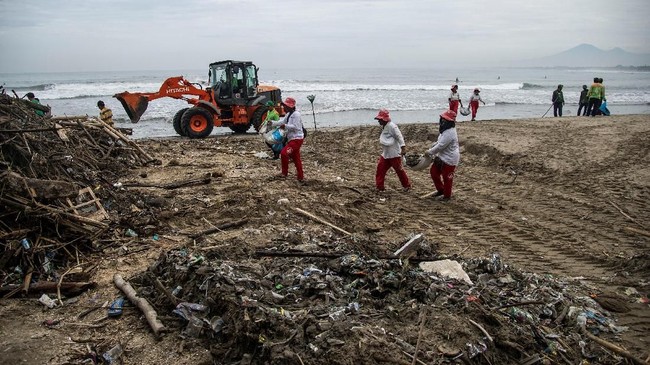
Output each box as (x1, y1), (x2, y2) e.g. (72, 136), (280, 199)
(102, 344), (123, 364)
(20, 238), (30, 250)
(172, 286), (182, 296)
(576, 314), (587, 328)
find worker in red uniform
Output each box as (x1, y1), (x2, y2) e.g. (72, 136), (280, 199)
(427, 110), (460, 200)
(375, 108), (411, 192)
(468, 88), (485, 121)
(448, 84), (462, 114)
(268, 97), (305, 181)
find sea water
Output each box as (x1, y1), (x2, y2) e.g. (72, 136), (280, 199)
(2, 67), (649, 139)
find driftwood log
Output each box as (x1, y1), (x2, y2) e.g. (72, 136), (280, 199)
(2, 171), (78, 199)
(123, 177), (212, 190)
(114, 274), (166, 337)
(0, 281), (96, 297)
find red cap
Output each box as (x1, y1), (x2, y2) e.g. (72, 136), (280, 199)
(451, 84), (458, 90)
(282, 97), (296, 108)
(374, 108), (391, 122)
(440, 109), (457, 122)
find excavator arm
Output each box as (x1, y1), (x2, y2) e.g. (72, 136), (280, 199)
(114, 76), (211, 123)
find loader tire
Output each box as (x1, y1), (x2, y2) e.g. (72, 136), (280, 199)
(173, 108), (189, 136)
(182, 108), (214, 139)
(229, 122), (251, 134)
(250, 106), (267, 132)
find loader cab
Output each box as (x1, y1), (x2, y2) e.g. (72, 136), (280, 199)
(209, 61), (258, 106)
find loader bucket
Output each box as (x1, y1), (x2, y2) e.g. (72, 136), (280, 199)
(114, 92), (149, 123)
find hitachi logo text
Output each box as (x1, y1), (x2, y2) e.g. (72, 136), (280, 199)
(166, 87), (190, 94)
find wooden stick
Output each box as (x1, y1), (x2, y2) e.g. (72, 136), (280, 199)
(608, 200), (646, 229)
(411, 308), (426, 365)
(113, 274), (166, 337)
(96, 117), (155, 162)
(57, 266), (83, 306)
(0, 128), (61, 133)
(469, 319), (493, 343)
(495, 301), (546, 310)
(296, 353), (305, 365)
(189, 218), (249, 239)
(294, 207), (351, 236)
(582, 330), (648, 365)
(22, 268), (33, 295)
(146, 272), (179, 306)
(401, 351), (428, 365)
(419, 190), (438, 199)
(623, 226), (650, 238)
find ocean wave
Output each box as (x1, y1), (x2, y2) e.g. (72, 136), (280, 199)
(10, 83), (56, 91)
(520, 83), (544, 89)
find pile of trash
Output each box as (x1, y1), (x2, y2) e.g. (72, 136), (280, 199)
(128, 235), (643, 365)
(0, 91), (159, 299)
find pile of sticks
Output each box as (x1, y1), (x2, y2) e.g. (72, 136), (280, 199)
(0, 92), (155, 297)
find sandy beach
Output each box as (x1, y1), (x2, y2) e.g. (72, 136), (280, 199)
(1, 113), (648, 364)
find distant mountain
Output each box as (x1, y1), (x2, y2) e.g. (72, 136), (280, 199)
(519, 44), (650, 67)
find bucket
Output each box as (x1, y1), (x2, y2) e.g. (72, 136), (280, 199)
(265, 127), (286, 145)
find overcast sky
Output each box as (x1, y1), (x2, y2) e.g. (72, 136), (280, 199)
(1, 0), (648, 73)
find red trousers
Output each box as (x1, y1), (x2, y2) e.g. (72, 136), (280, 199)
(376, 156), (410, 191)
(281, 138), (304, 180)
(449, 100), (460, 114)
(470, 100), (479, 119)
(430, 160), (456, 198)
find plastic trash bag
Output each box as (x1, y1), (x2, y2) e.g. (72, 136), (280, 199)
(408, 154), (432, 171)
(265, 127), (286, 145)
(599, 101), (610, 116)
(459, 106), (470, 116)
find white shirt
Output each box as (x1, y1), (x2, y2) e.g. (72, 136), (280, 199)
(470, 94), (483, 103)
(379, 121), (405, 159)
(273, 110), (304, 140)
(427, 128), (460, 166)
(449, 91), (461, 101)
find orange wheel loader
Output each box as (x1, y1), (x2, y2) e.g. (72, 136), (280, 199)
(114, 60), (283, 138)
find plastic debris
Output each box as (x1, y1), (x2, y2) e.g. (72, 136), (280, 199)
(107, 298), (125, 317)
(102, 344), (123, 364)
(38, 294), (57, 309)
(419, 259), (473, 285)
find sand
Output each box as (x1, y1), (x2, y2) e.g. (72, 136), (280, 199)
(0, 114), (648, 364)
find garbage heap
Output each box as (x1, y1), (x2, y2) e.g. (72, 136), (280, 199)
(0, 92), (158, 298)
(131, 238), (641, 365)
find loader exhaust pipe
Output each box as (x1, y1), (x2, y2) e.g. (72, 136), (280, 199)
(114, 92), (149, 123)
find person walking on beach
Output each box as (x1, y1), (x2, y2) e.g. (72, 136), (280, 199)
(25, 92), (45, 117)
(577, 85), (589, 116)
(448, 85), (463, 114)
(587, 78), (606, 117)
(268, 97), (305, 181)
(552, 84), (565, 117)
(468, 88), (485, 121)
(259, 101), (283, 159)
(427, 110), (460, 201)
(375, 108), (411, 192)
(97, 100), (114, 126)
